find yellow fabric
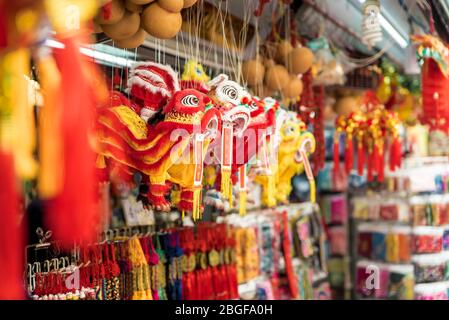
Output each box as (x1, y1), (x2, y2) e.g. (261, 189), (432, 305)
(98, 115), (166, 151)
(167, 139), (212, 188)
(255, 119), (316, 206)
(181, 60), (210, 82)
(239, 191), (247, 216)
(0, 49), (38, 179)
(36, 56), (63, 197)
(111, 106), (148, 139)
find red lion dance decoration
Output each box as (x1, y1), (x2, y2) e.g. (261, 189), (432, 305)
(96, 62), (221, 220)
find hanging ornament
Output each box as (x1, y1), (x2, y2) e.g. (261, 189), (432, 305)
(141, 3), (182, 39)
(287, 47), (315, 75)
(333, 91), (402, 183)
(361, 0), (382, 49)
(97, 64), (221, 218)
(412, 34), (449, 133)
(242, 58), (266, 87)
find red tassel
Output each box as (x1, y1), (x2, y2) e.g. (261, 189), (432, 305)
(378, 145), (385, 182)
(395, 139), (402, 169)
(372, 144), (379, 175)
(220, 266), (230, 300)
(357, 142), (364, 176)
(0, 151), (25, 299)
(226, 264), (239, 299)
(46, 34), (101, 248)
(389, 140), (396, 171)
(367, 149), (374, 182)
(345, 135), (353, 174)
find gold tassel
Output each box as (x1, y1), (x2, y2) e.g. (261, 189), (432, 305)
(192, 188), (202, 221)
(228, 184), (233, 209)
(96, 154), (106, 168)
(239, 191), (247, 216)
(310, 178), (316, 204)
(266, 170), (276, 208)
(221, 168), (232, 200)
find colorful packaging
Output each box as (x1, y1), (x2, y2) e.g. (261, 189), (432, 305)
(412, 227), (444, 254)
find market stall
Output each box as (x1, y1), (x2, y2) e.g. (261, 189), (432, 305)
(0, 0), (449, 301)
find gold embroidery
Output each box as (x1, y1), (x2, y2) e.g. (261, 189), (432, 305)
(165, 111), (204, 125)
(111, 106), (148, 139)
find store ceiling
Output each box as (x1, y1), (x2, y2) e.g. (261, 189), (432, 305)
(205, 0), (447, 70)
(295, 0), (432, 69)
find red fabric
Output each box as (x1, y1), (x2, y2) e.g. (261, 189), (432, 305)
(372, 144), (379, 176)
(421, 59), (449, 132)
(389, 140), (396, 171)
(0, 151), (25, 299)
(378, 144), (385, 182)
(0, 2), (7, 49)
(395, 140), (402, 169)
(46, 34), (100, 248)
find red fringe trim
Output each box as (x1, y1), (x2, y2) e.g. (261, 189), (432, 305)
(367, 150), (374, 182)
(147, 193), (168, 208)
(150, 184), (170, 196)
(345, 136), (353, 174)
(357, 142), (364, 176)
(378, 145), (385, 182)
(178, 200), (193, 212)
(372, 144), (379, 175)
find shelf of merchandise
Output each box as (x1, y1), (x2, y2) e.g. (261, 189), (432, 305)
(350, 157), (449, 300)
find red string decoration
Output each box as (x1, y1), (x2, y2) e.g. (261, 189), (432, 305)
(0, 151), (25, 299)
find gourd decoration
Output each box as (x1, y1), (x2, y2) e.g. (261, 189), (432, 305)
(275, 40), (293, 65)
(141, 2), (182, 39)
(281, 75), (303, 105)
(96, 0), (199, 46)
(287, 46), (315, 75)
(242, 58), (265, 86)
(265, 64), (289, 91)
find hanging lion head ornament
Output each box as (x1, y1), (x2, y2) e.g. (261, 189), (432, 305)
(205, 74), (252, 201)
(255, 110), (316, 207)
(96, 61), (221, 220)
